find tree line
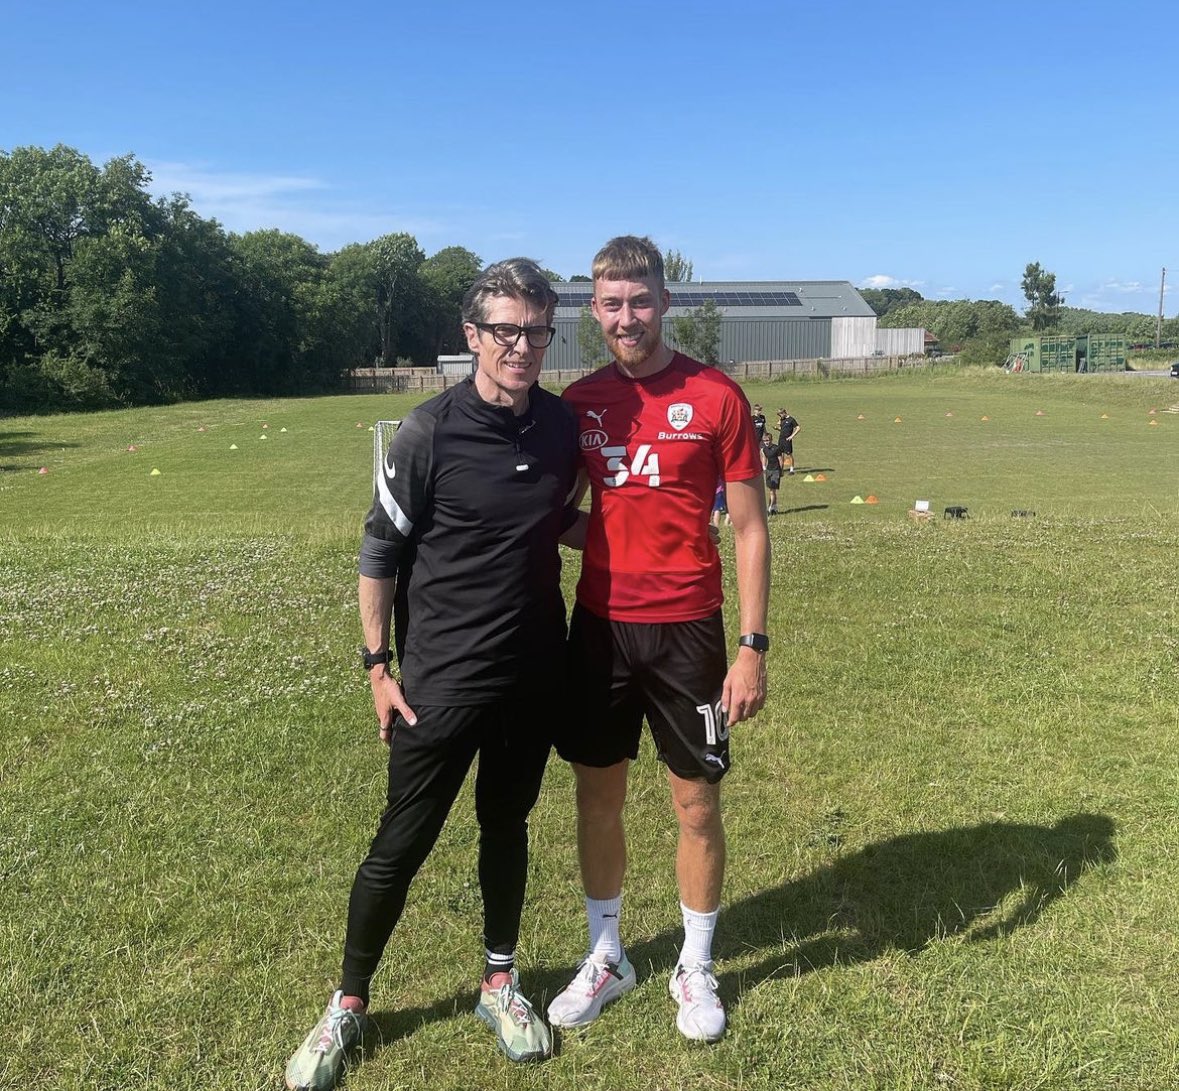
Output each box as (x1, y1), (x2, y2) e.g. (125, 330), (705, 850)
(864, 265), (1178, 364)
(0, 145), (500, 413)
(6, 145), (1175, 414)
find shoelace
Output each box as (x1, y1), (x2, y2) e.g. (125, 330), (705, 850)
(575, 958), (615, 996)
(678, 965), (719, 1005)
(314, 1005), (358, 1054)
(495, 983), (533, 1026)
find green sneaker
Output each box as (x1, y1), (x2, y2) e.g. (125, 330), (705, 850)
(285, 990), (366, 1091)
(474, 970), (552, 1062)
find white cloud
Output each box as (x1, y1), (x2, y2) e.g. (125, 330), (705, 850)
(858, 274), (924, 290)
(143, 160), (449, 250)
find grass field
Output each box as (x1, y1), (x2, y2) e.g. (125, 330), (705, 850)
(2, 366), (1177, 1090)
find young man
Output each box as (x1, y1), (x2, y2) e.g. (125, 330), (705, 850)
(775, 408), (800, 475)
(750, 403), (767, 443)
(285, 259), (580, 1090)
(761, 430), (785, 514)
(551, 236), (771, 1042)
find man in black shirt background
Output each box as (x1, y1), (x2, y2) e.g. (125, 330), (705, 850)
(750, 402), (767, 442)
(775, 408), (800, 475)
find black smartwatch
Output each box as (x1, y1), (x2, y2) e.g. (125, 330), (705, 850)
(738, 633), (770, 653)
(361, 647), (393, 670)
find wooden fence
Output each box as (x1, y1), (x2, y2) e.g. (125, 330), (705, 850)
(343, 355), (930, 394)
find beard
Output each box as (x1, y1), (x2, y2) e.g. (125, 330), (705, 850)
(606, 325), (661, 368)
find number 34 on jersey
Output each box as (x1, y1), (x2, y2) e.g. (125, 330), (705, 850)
(600, 444), (661, 488)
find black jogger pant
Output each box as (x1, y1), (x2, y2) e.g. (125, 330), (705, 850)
(340, 699), (551, 1003)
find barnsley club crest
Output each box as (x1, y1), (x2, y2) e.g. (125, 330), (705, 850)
(667, 402), (694, 431)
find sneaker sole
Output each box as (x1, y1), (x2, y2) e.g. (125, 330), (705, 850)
(548, 972), (637, 1029)
(474, 1004), (550, 1063)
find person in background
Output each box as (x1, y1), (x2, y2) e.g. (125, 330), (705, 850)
(775, 408), (800, 475)
(750, 403), (767, 442)
(761, 430), (785, 515)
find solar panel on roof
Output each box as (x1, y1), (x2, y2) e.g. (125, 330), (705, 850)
(559, 288), (805, 309)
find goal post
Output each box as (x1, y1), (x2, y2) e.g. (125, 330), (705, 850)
(373, 420), (402, 489)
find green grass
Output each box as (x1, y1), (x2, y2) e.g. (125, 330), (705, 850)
(2, 368), (1178, 1090)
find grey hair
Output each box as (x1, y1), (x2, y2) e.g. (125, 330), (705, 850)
(461, 257), (559, 325)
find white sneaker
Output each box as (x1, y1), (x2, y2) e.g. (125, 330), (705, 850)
(669, 962), (725, 1042)
(547, 954), (636, 1028)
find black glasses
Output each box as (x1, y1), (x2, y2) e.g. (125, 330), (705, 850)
(472, 322), (555, 349)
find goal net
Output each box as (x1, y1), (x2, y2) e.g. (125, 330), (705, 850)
(373, 420), (402, 489)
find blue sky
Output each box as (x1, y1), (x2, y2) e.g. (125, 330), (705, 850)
(3, 0), (1175, 316)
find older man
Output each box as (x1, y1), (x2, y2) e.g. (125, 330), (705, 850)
(286, 258), (579, 1089)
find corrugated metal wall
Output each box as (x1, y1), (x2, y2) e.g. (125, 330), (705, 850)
(875, 327), (925, 356)
(831, 317), (878, 359)
(544, 317), (834, 371)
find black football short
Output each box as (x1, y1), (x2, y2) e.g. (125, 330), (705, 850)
(765, 469), (782, 489)
(557, 604), (731, 783)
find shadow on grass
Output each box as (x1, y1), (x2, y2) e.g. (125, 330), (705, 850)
(354, 813), (1115, 1056)
(0, 431), (80, 462)
(362, 987), (476, 1054)
(619, 813), (1115, 1002)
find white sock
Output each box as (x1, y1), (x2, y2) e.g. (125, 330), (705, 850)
(679, 903), (719, 967)
(587, 894), (622, 962)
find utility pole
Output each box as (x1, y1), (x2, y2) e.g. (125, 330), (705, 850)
(1157, 267), (1167, 349)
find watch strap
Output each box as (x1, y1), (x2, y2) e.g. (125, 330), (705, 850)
(738, 632), (770, 653)
(362, 647), (393, 669)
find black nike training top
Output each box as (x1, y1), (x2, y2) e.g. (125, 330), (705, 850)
(359, 377), (579, 705)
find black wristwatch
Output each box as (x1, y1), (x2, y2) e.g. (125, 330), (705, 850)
(738, 633), (770, 653)
(361, 646), (393, 670)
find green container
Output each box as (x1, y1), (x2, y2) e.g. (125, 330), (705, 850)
(1009, 334), (1127, 373)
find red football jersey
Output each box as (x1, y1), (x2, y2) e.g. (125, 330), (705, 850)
(563, 354), (763, 622)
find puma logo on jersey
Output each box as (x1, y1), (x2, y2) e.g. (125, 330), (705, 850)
(586, 409), (607, 426)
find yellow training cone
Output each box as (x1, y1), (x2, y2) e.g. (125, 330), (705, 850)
(803, 473), (815, 482)
(1150, 419), (1160, 427)
(1035, 410), (1045, 417)
(850, 495), (865, 504)
(280, 427), (288, 433)
(260, 435), (268, 440)
(894, 416), (902, 423)
(1100, 414), (1109, 419)
(150, 468), (161, 476)
(945, 412), (954, 418)
(981, 415), (990, 421)
(856, 414), (865, 421)
(229, 444), (238, 450)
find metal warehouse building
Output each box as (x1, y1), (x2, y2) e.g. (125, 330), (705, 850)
(543, 280), (911, 371)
